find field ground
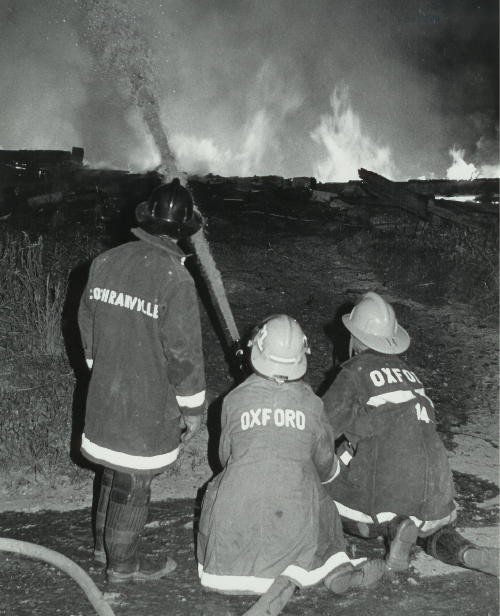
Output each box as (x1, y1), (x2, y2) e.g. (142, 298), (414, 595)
(0, 208), (498, 615)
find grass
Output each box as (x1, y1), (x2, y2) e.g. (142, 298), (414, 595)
(338, 219), (498, 322)
(0, 233), (65, 356)
(0, 226), (101, 480)
(0, 207), (497, 478)
(0, 359), (74, 477)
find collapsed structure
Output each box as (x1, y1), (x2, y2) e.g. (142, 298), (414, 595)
(0, 146), (498, 232)
(0, 146), (161, 222)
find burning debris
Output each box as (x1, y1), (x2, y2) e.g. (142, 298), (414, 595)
(1, 3), (497, 234)
(0, 146), (497, 234)
(0, 145), (162, 226)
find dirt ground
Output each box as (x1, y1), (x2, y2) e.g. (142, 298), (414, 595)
(0, 210), (498, 615)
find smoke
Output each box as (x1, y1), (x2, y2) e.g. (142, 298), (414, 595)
(0, 0), (498, 181)
(171, 110), (282, 177)
(0, 2), (90, 150)
(170, 55), (303, 176)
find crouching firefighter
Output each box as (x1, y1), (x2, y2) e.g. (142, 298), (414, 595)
(78, 179), (206, 583)
(197, 314), (386, 598)
(322, 291), (499, 578)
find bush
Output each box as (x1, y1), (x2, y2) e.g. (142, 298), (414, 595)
(0, 232), (66, 356)
(0, 229), (95, 477)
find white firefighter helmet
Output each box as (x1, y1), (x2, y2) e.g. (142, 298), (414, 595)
(342, 291), (410, 354)
(250, 314), (310, 381)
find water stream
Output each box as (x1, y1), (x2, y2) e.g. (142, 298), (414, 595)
(84, 0), (179, 180)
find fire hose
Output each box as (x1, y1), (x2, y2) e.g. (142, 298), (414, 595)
(0, 210), (285, 616)
(188, 228), (240, 349)
(0, 538), (115, 616)
(0, 206), (286, 616)
(186, 212), (244, 378)
(0, 534), (293, 616)
(241, 577), (297, 616)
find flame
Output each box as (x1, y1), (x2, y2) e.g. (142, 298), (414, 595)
(234, 110), (277, 177)
(446, 146), (500, 180)
(1, 2), (497, 182)
(446, 147), (479, 180)
(310, 83), (396, 182)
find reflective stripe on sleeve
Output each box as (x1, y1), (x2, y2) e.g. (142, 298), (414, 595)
(366, 390), (416, 407)
(176, 390), (205, 408)
(81, 434), (179, 470)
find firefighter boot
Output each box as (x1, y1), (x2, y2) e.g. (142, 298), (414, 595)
(93, 467), (113, 564)
(105, 472), (177, 583)
(324, 559), (386, 595)
(385, 518), (419, 572)
(425, 526), (499, 577)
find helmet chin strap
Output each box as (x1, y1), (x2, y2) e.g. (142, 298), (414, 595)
(159, 233), (178, 243)
(349, 336), (368, 357)
(254, 368), (289, 384)
(348, 337), (354, 358)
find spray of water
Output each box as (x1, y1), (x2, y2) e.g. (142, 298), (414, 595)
(82, 0), (239, 353)
(83, 0), (179, 181)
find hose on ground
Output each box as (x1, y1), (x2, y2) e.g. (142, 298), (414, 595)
(0, 537), (115, 616)
(241, 577), (297, 616)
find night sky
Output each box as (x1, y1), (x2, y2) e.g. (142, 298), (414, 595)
(0, 0), (498, 180)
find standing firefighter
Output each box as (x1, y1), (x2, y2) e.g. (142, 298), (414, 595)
(322, 291), (498, 576)
(78, 178), (206, 583)
(197, 314), (385, 598)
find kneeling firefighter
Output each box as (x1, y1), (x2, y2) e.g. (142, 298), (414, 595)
(78, 179), (206, 582)
(322, 291), (499, 577)
(197, 314), (386, 602)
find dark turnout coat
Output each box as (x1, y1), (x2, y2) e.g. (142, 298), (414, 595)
(197, 374), (355, 595)
(78, 228), (206, 473)
(322, 350), (456, 526)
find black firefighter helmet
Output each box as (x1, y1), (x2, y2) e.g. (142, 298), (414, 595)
(135, 178), (202, 239)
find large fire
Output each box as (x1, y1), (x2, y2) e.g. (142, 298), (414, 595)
(0, 1), (497, 183)
(446, 146), (500, 181)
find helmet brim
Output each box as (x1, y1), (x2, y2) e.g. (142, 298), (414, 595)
(177, 209), (203, 237)
(135, 201), (203, 238)
(342, 314), (410, 354)
(250, 344), (307, 381)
